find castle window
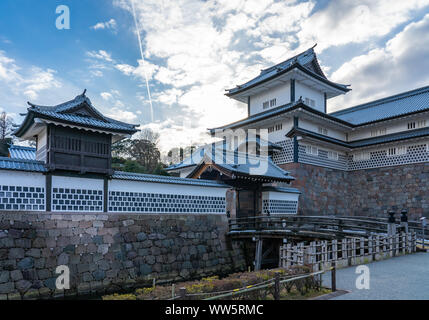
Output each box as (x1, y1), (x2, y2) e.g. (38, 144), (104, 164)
(305, 98), (315, 107)
(327, 151), (339, 160)
(275, 123), (282, 131)
(270, 99), (277, 107)
(305, 145), (318, 156)
(263, 101), (269, 109)
(407, 122), (416, 130)
(387, 147), (396, 156)
(318, 127), (328, 135)
(370, 128), (387, 137)
(268, 126), (275, 133)
(418, 120), (427, 128)
(353, 152), (370, 161)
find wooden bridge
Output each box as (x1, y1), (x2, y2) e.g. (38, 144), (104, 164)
(227, 215), (428, 240)
(227, 215), (427, 270)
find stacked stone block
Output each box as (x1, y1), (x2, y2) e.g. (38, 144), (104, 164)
(0, 213), (245, 299)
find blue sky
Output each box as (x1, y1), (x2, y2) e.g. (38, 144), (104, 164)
(1, 0), (429, 153)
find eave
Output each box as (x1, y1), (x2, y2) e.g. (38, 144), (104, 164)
(287, 126), (429, 150)
(226, 63), (350, 100)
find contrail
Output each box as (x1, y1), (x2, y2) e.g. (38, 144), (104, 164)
(130, 0), (154, 122)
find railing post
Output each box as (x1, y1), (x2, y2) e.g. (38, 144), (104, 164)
(368, 236), (373, 261)
(332, 239), (338, 265)
(400, 209), (409, 234)
(274, 272), (280, 300)
(331, 264), (336, 292)
(387, 210), (396, 236)
(254, 237), (263, 271)
(179, 287), (187, 300)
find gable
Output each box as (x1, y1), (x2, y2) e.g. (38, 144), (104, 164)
(62, 102), (106, 122)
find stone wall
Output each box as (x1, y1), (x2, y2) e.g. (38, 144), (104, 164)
(0, 212), (246, 300)
(280, 162), (429, 220)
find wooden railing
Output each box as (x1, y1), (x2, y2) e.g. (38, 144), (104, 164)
(228, 215), (428, 239)
(279, 232), (417, 271)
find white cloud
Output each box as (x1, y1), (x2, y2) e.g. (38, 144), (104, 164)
(106, 107), (138, 123)
(86, 50), (114, 62)
(298, 0), (429, 51)
(112, 0), (429, 153)
(90, 19), (118, 33)
(329, 13), (429, 112)
(100, 92), (113, 101)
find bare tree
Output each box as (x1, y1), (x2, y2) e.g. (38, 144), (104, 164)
(137, 128), (160, 146)
(0, 112), (15, 140)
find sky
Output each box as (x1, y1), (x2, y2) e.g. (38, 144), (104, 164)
(1, 0), (429, 154)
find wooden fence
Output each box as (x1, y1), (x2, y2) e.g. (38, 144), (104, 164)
(280, 232), (417, 271)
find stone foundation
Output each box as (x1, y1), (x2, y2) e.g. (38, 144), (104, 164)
(0, 212), (246, 300)
(280, 162), (429, 220)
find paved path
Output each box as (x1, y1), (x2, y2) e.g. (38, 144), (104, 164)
(322, 252), (429, 300)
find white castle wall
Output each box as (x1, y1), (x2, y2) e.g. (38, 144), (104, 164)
(0, 170), (46, 211)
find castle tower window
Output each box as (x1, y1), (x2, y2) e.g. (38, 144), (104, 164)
(305, 145), (318, 156)
(327, 151), (339, 160)
(418, 120), (427, 128)
(407, 122), (416, 130)
(270, 98), (277, 107)
(275, 123), (282, 131)
(305, 98), (315, 107)
(353, 152), (370, 161)
(318, 126), (328, 135)
(371, 128), (387, 137)
(263, 101), (270, 109)
(268, 126), (275, 133)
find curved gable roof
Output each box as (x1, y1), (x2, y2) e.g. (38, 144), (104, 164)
(14, 91), (139, 137)
(330, 85), (429, 125)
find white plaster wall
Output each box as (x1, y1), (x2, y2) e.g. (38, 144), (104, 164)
(349, 117), (429, 141)
(109, 179), (229, 198)
(267, 119), (293, 142)
(38, 128), (47, 149)
(0, 170), (45, 187)
(295, 82), (325, 113)
(249, 82), (291, 116)
(52, 176), (104, 190)
(263, 191), (300, 202)
(299, 119), (347, 141)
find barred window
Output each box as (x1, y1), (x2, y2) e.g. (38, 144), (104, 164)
(353, 152), (370, 161)
(318, 127), (328, 135)
(270, 98), (277, 107)
(263, 101), (270, 109)
(327, 151), (339, 160)
(305, 145), (318, 155)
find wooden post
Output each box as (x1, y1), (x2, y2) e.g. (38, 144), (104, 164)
(274, 272), (280, 300)
(341, 239), (347, 263)
(375, 235), (380, 260)
(286, 243), (292, 268)
(255, 238), (263, 271)
(395, 233), (400, 256)
(179, 287), (187, 300)
(389, 236), (393, 257)
(351, 238), (356, 265)
(331, 264), (336, 292)
(407, 233), (412, 253)
(401, 233), (406, 255)
(332, 239), (338, 266)
(360, 237), (365, 258)
(368, 236), (373, 261)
